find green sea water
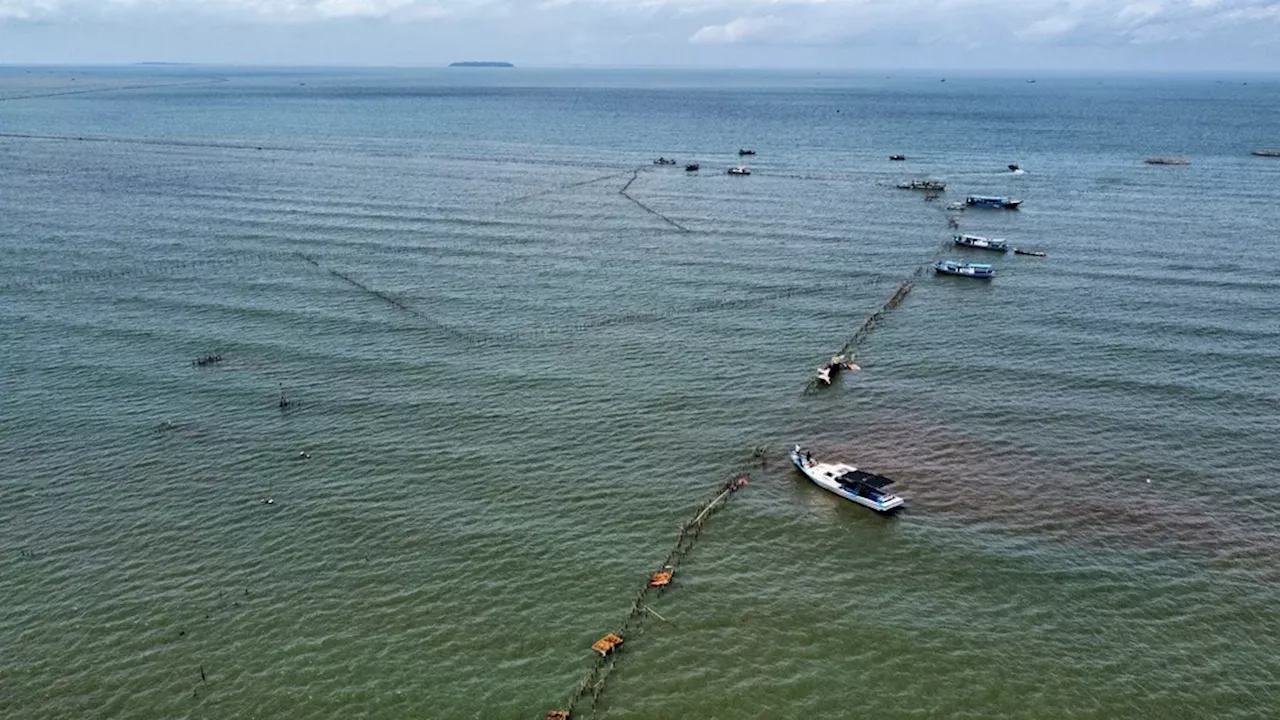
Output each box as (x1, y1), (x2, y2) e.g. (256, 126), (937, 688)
(2, 67), (1278, 719)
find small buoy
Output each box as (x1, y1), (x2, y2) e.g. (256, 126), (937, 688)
(1145, 478), (1151, 483)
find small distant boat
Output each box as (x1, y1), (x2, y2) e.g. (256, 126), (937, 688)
(653, 157), (677, 166)
(890, 154), (906, 161)
(897, 179), (946, 191)
(934, 260), (994, 279)
(790, 445), (904, 513)
(953, 234), (1008, 252)
(685, 163), (699, 172)
(966, 195), (1021, 209)
(1014, 248), (1046, 257)
(738, 149), (756, 156)
(728, 166), (751, 176)
(1253, 150), (1280, 157)
(946, 201), (966, 211)
(1008, 163), (1020, 172)
(815, 354), (859, 386)
(1144, 157), (1189, 166)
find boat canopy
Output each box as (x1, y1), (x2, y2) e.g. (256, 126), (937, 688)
(835, 470), (895, 491)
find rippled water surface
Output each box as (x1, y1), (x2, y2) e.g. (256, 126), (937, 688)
(2, 67), (1279, 719)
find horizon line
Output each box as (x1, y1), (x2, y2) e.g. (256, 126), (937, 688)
(2, 61), (1278, 76)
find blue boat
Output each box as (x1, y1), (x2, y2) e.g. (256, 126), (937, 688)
(966, 195), (1022, 209)
(934, 260), (995, 279)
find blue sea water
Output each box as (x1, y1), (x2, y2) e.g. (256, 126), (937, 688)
(2, 66), (1279, 719)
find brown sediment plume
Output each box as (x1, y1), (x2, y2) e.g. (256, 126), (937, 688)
(818, 410), (1280, 576)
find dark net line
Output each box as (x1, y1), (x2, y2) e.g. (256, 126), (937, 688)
(554, 472), (750, 720)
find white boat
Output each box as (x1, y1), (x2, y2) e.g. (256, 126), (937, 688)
(934, 260), (995, 279)
(789, 445), (904, 513)
(953, 234), (1009, 252)
(728, 166), (751, 176)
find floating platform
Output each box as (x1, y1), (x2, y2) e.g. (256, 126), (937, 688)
(591, 633), (624, 657)
(648, 567), (674, 587)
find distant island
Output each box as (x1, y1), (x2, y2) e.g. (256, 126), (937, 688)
(449, 61), (514, 68)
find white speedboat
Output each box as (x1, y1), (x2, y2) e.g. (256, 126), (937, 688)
(789, 445), (904, 513)
(728, 166), (751, 176)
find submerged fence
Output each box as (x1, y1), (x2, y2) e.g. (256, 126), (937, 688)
(806, 267), (922, 391)
(550, 473), (750, 720)
(617, 170), (692, 233)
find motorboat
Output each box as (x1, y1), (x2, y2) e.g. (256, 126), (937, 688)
(685, 163), (700, 172)
(934, 260), (994, 279)
(738, 149), (756, 156)
(1014, 248), (1046, 257)
(897, 179), (946, 191)
(1008, 163), (1020, 172)
(965, 195), (1021, 209)
(1253, 150), (1280, 157)
(953, 234), (1009, 252)
(890, 154), (906, 161)
(790, 445), (904, 513)
(815, 354), (860, 386)
(728, 166), (751, 176)
(653, 157), (677, 166)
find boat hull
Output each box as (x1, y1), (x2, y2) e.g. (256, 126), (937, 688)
(934, 263), (994, 279)
(953, 236), (1009, 252)
(966, 196), (1021, 209)
(789, 448), (904, 513)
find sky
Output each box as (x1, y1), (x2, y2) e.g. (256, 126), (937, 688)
(0, 0), (1277, 71)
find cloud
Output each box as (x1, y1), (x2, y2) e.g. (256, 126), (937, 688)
(0, 0), (1277, 67)
(1017, 15), (1081, 41)
(689, 15), (779, 44)
(0, 0), (500, 22)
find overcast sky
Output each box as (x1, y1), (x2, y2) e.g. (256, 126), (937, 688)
(0, 0), (1277, 70)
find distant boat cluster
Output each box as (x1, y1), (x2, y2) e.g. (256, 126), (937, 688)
(649, 149), (756, 176)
